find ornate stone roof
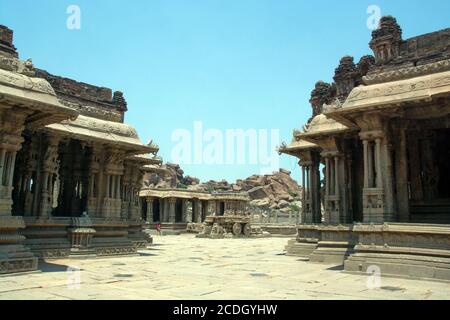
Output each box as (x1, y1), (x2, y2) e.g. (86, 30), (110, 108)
(0, 55), (77, 126)
(278, 139), (319, 157)
(140, 188), (212, 200)
(211, 191), (251, 202)
(319, 18), (450, 124)
(45, 115), (152, 154)
(298, 114), (350, 139)
(128, 153), (162, 165)
(0, 67), (60, 106)
(140, 188), (250, 201)
(337, 69), (450, 112)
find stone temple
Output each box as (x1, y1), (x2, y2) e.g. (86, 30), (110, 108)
(1, 14), (450, 286)
(280, 16), (450, 281)
(0, 25), (161, 274)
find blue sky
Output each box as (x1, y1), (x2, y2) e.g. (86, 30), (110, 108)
(1, 0), (449, 183)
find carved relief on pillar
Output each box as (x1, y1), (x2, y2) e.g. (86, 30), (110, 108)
(13, 131), (63, 218)
(186, 200), (193, 222)
(146, 197), (154, 223)
(121, 161), (143, 220)
(131, 165), (144, 220)
(321, 148), (345, 224)
(318, 134), (356, 225)
(162, 198), (169, 222)
(0, 107), (38, 274)
(391, 123), (410, 222)
(299, 159), (314, 224)
(181, 199), (187, 222)
(86, 144), (102, 217)
(359, 129), (394, 223)
(0, 108), (28, 216)
(10, 134), (35, 216)
(52, 139), (91, 218)
(38, 134), (61, 218)
(102, 148), (124, 218)
(420, 131), (440, 201)
(193, 199), (202, 223)
(168, 197), (176, 223)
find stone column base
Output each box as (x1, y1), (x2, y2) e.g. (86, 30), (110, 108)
(0, 216), (38, 274)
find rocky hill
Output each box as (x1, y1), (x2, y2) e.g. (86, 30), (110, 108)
(143, 164), (302, 213)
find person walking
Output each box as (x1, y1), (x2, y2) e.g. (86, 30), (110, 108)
(155, 221), (162, 236)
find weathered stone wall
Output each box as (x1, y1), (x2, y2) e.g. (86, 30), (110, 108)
(35, 69), (127, 122)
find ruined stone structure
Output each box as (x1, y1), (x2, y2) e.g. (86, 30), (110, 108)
(140, 188), (212, 231)
(280, 17), (450, 280)
(140, 185), (250, 232)
(0, 25), (159, 274)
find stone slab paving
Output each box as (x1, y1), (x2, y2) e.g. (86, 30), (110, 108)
(0, 234), (449, 300)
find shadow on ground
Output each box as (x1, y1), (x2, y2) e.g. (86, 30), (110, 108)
(138, 252), (158, 257)
(39, 262), (72, 273)
(326, 265), (344, 271)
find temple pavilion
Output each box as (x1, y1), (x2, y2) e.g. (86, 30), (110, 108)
(280, 16), (450, 281)
(0, 25), (160, 274)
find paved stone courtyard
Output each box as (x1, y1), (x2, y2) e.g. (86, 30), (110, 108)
(0, 234), (449, 300)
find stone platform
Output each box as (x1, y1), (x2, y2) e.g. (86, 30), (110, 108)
(0, 234), (449, 300)
(287, 223), (450, 281)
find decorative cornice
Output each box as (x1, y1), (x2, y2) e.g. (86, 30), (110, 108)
(363, 59), (450, 85)
(59, 99), (122, 122)
(347, 71), (450, 104)
(0, 68), (55, 95)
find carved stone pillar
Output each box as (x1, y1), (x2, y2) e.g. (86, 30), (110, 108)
(162, 198), (169, 222)
(105, 175), (110, 199)
(363, 140), (369, 189)
(395, 126), (410, 222)
(360, 130), (394, 223)
(300, 161), (313, 224)
(39, 134), (60, 218)
(87, 144), (101, 217)
(0, 108), (38, 274)
(111, 175), (116, 199)
(375, 138), (382, 189)
(0, 136), (24, 215)
(301, 163), (306, 222)
(325, 157), (330, 199)
(367, 141), (374, 188)
(168, 198), (176, 223)
(334, 156), (339, 197)
(184, 200), (191, 222)
(146, 197), (154, 223)
(102, 149), (125, 218)
(199, 201), (204, 222)
(0, 149), (6, 187)
(408, 133), (423, 201)
(323, 156), (331, 223)
(322, 149), (351, 224)
(202, 200), (209, 221)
